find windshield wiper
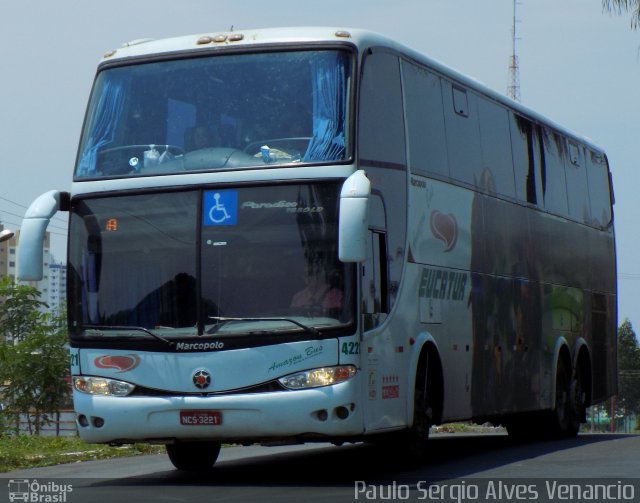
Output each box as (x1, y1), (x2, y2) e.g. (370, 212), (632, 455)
(82, 325), (176, 348)
(207, 316), (321, 337)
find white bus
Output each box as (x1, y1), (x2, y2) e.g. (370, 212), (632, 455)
(18, 27), (616, 470)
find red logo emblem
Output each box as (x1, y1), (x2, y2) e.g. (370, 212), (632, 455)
(430, 210), (458, 252)
(193, 369), (211, 389)
(94, 354), (141, 373)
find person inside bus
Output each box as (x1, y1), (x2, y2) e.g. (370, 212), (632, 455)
(290, 264), (343, 318)
(322, 269), (344, 318)
(184, 125), (215, 151)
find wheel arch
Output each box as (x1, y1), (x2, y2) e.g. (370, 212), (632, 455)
(405, 331), (444, 426)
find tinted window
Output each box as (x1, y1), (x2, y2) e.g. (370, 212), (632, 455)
(477, 97), (515, 198)
(359, 51), (406, 167)
(442, 81), (482, 187)
(564, 141), (591, 223)
(541, 127), (569, 216)
(510, 114), (531, 203)
(402, 61), (449, 178)
(587, 150), (613, 227)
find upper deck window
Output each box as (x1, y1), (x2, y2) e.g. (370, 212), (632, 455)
(75, 49), (352, 179)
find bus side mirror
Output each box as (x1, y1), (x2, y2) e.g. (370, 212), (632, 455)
(339, 170), (370, 263)
(18, 190), (68, 281)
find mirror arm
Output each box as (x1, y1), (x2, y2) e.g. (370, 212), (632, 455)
(17, 190), (69, 281)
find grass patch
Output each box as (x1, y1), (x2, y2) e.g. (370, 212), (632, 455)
(432, 422), (505, 434)
(0, 435), (164, 473)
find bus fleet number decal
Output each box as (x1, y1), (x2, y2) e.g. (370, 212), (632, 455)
(341, 342), (360, 355)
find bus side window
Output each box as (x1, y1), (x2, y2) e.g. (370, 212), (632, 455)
(586, 150), (613, 228)
(510, 114), (545, 207)
(358, 50), (406, 169)
(565, 142), (591, 224)
(401, 60), (449, 178)
(442, 81), (482, 188)
(540, 127), (569, 217)
(477, 97), (515, 198)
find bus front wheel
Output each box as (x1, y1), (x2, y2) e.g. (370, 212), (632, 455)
(405, 347), (441, 461)
(166, 441), (221, 471)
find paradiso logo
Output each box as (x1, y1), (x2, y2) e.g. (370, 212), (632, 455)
(430, 210), (458, 252)
(94, 354), (141, 373)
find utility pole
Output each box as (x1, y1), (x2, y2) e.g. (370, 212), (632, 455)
(507, 0), (521, 102)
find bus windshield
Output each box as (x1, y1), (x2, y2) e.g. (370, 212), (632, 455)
(67, 183), (354, 341)
(75, 49), (352, 178)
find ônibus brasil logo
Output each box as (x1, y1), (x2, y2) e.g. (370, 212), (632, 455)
(8, 479), (73, 502)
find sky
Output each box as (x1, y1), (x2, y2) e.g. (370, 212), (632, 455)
(1, 0), (639, 328)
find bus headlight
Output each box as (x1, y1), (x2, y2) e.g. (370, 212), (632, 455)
(73, 376), (136, 396)
(278, 365), (357, 390)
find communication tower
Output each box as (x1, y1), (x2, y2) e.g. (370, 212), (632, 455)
(507, 0), (521, 102)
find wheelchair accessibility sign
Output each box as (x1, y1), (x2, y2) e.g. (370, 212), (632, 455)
(203, 190), (238, 226)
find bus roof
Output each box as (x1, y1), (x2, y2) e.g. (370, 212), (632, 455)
(101, 26), (605, 155)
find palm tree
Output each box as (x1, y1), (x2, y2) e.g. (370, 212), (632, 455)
(603, 0), (640, 28)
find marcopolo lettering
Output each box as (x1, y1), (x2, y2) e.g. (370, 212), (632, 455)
(410, 177), (427, 188)
(418, 267), (467, 301)
(175, 341), (225, 351)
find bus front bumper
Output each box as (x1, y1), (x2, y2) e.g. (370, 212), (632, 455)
(73, 380), (363, 444)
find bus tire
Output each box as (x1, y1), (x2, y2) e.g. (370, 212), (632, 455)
(406, 346), (441, 461)
(547, 355), (580, 438)
(166, 441), (221, 471)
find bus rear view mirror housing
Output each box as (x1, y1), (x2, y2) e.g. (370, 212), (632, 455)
(18, 190), (69, 281)
(339, 170), (370, 263)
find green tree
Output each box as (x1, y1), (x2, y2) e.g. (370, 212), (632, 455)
(603, 0), (640, 28)
(617, 318), (640, 415)
(0, 278), (69, 434)
(0, 276), (47, 343)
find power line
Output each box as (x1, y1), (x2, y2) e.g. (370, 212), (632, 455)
(0, 195), (69, 225)
(0, 216), (67, 238)
(0, 211), (67, 233)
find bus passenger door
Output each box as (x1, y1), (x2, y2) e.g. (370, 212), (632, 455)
(362, 196), (405, 431)
(362, 193), (388, 329)
(362, 229), (388, 331)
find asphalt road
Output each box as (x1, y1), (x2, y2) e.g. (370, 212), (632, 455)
(2, 433), (639, 503)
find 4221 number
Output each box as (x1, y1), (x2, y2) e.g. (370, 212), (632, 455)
(341, 341), (360, 355)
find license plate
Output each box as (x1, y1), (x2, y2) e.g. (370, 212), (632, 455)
(179, 410), (222, 426)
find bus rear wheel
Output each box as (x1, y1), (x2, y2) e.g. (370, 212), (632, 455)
(546, 357), (581, 438)
(166, 441), (221, 471)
